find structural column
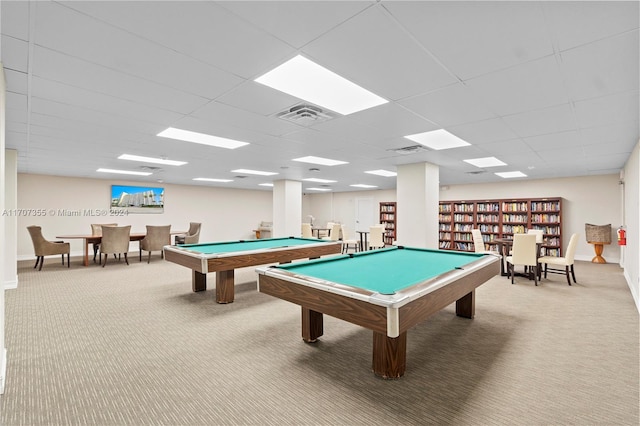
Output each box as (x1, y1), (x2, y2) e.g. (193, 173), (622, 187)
(272, 180), (302, 237)
(396, 162), (439, 248)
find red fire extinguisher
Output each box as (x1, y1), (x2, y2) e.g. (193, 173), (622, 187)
(617, 226), (626, 246)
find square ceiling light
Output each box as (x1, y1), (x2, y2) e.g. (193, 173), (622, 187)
(118, 154), (187, 166)
(255, 55), (388, 115)
(157, 127), (249, 149)
(293, 156), (348, 166)
(365, 169), (397, 177)
(463, 157), (507, 168)
(231, 169), (278, 176)
(495, 171), (527, 178)
(404, 129), (470, 150)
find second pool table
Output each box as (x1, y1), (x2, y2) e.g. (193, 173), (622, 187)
(163, 237), (342, 303)
(256, 246), (500, 379)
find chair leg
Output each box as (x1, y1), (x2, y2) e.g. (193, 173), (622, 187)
(139, 248), (142, 262)
(147, 251), (151, 264)
(34, 257), (40, 269)
(124, 253), (129, 265)
(565, 266), (571, 286)
(510, 264), (515, 284)
(570, 265), (577, 283)
(39, 257), (44, 271)
(67, 253), (70, 268)
(544, 263), (548, 278)
(93, 245), (99, 263)
(533, 265), (538, 286)
(102, 253), (107, 268)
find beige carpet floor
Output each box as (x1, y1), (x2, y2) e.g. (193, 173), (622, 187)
(1, 254), (638, 425)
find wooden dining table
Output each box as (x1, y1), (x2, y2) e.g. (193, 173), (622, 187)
(56, 231), (183, 266)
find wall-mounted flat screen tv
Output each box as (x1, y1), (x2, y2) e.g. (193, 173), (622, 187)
(111, 185), (164, 214)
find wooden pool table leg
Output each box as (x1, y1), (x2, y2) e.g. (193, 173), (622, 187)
(192, 271), (207, 292)
(372, 331), (407, 379)
(216, 270), (235, 304)
(302, 307), (323, 343)
(455, 290), (475, 319)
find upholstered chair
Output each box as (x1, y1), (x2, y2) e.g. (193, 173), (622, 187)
(538, 233), (579, 285)
(340, 225), (359, 253)
(505, 233), (539, 285)
(90, 223), (117, 263)
(322, 223), (343, 242)
(368, 225), (386, 250)
(140, 225), (172, 263)
(301, 223), (313, 238)
(175, 222), (201, 245)
(471, 229), (493, 253)
(27, 225), (70, 271)
(100, 225), (131, 267)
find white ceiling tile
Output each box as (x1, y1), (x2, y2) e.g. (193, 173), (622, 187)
(32, 46), (210, 114)
(4, 68), (28, 95)
(560, 31), (639, 101)
(385, 1), (553, 79)
(574, 91), (640, 129)
(579, 121), (639, 147)
(466, 55), (569, 116)
(349, 103), (439, 139)
(0, 0), (30, 41)
(543, 1), (639, 51)
(216, 81), (300, 116)
(399, 83), (497, 127)
(303, 5), (457, 101)
(218, 1), (371, 48)
(524, 131), (582, 151)
(502, 103), (577, 138)
(1, 36), (29, 73)
(447, 118), (520, 145)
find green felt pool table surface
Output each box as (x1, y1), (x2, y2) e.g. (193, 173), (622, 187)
(178, 237), (327, 255)
(273, 246), (486, 295)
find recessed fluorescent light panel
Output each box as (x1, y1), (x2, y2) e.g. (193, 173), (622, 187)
(259, 183), (274, 187)
(255, 55), (388, 115)
(293, 156), (348, 166)
(231, 169), (278, 176)
(157, 127), (249, 149)
(495, 171), (527, 178)
(306, 187), (332, 191)
(350, 184), (378, 188)
(464, 157), (507, 168)
(118, 154), (187, 166)
(303, 178), (337, 183)
(365, 169), (397, 177)
(96, 168), (152, 176)
(193, 178), (233, 183)
(405, 129), (471, 150)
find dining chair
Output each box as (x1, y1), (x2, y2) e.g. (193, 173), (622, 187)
(340, 225), (359, 253)
(527, 228), (544, 243)
(322, 223), (342, 242)
(140, 225), (172, 263)
(505, 233), (539, 285)
(99, 225), (131, 267)
(301, 223), (313, 238)
(90, 223), (117, 263)
(368, 225), (386, 250)
(471, 229), (493, 253)
(538, 233), (579, 285)
(175, 222), (201, 245)
(27, 225), (70, 271)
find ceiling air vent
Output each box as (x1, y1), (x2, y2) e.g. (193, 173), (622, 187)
(388, 145), (426, 155)
(276, 103), (336, 126)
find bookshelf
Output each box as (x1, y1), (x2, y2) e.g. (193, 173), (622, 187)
(439, 197), (562, 256)
(379, 202), (397, 246)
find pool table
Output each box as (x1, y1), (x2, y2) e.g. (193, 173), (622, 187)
(256, 246), (500, 379)
(163, 237), (342, 303)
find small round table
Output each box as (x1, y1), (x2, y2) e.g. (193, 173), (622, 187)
(588, 241), (610, 263)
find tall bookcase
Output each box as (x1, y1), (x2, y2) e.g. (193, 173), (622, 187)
(379, 202), (396, 246)
(439, 197), (562, 256)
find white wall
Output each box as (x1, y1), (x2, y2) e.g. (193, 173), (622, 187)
(440, 174), (622, 263)
(622, 141), (639, 310)
(16, 174), (273, 258)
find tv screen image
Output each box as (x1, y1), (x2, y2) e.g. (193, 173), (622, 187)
(111, 185), (164, 214)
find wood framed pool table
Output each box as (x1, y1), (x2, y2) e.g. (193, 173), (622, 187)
(256, 246), (500, 379)
(163, 237), (342, 303)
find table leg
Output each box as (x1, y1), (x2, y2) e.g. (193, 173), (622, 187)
(192, 271), (207, 292)
(455, 290), (475, 318)
(302, 307), (323, 343)
(83, 239), (89, 267)
(372, 331), (407, 379)
(216, 270), (235, 304)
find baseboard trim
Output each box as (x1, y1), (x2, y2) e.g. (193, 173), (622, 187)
(0, 347), (7, 394)
(4, 276), (18, 290)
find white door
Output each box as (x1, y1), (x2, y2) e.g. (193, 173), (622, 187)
(355, 197), (375, 232)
